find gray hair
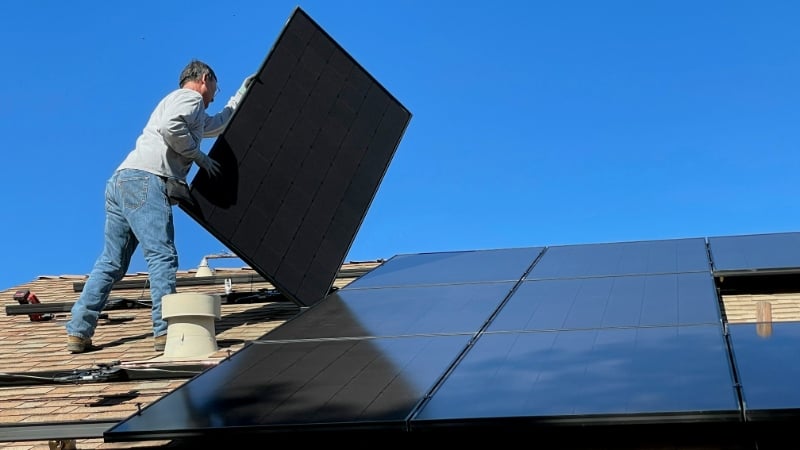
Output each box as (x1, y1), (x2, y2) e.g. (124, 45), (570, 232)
(178, 60), (217, 87)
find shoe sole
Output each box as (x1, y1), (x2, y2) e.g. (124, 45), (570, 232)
(68, 344), (91, 353)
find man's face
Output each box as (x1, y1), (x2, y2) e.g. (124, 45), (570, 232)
(201, 75), (218, 108)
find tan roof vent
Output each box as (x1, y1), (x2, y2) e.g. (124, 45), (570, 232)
(195, 257), (215, 277)
(195, 251), (240, 277)
(160, 292), (221, 359)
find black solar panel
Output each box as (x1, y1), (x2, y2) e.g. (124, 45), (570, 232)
(727, 322), (800, 420)
(105, 335), (471, 439)
(181, 6), (412, 307)
(489, 272), (722, 331)
(412, 325), (739, 426)
(346, 247), (543, 289)
(528, 238), (710, 280)
(708, 232), (800, 275)
(265, 282), (517, 340)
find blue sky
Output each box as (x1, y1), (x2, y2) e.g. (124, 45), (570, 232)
(2, 1), (799, 290)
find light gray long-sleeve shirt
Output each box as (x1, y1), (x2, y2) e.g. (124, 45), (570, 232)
(116, 88), (239, 181)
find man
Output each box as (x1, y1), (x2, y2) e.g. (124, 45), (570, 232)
(66, 60), (255, 353)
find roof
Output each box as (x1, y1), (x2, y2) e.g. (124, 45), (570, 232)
(0, 261), (382, 449)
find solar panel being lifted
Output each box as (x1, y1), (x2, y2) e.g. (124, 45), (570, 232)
(180, 7), (412, 307)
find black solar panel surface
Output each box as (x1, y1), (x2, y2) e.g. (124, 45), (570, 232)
(105, 335), (472, 437)
(708, 232), (800, 275)
(490, 272), (722, 331)
(345, 247), (543, 289)
(412, 325), (738, 425)
(527, 238), (710, 280)
(727, 321), (800, 419)
(182, 7), (411, 308)
(265, 282), (517, 340)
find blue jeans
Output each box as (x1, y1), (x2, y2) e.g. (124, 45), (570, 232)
(66, 169), (178, 339)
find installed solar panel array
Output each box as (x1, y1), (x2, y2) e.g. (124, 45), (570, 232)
(416, 239), (735, 426)
(104, 233), (800, 446)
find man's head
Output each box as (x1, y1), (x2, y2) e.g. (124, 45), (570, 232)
(179, 60), (218, 108)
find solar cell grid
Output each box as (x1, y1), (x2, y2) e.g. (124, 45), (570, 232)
(412, 325), (738, 425)
(182, 7), (412, 307)
(346, 247), (543, 289)
(106, 335), (472, 438)
(708, 232), (800, 275)
(527, 238), (710, 280)
(489, 272), (722, 332)
(727, 322), (800, 418)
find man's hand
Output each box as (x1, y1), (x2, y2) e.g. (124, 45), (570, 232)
(197, 153), (221, 177)
(226, 73), (258, 110)
(237, 74), (257, 97)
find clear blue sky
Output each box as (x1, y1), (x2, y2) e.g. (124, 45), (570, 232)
(2, 1), (799, 290)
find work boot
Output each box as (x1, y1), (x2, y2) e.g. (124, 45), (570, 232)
(154, 334), (167, 352)
(67, 336), (92, 353)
